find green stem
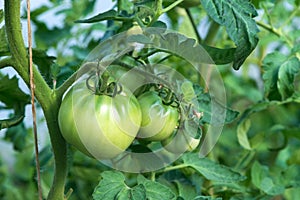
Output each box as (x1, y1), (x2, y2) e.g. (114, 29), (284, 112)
(162, 0), (184, 13)
(204, 21), (220, 45)
(256, 21), (281, 38)
(156, 163), (188, 173)
(282, 5), (300, 27)
(4, 1), (67, 199)
(257, 21), (293, 47)
(185, 8), (202, 43)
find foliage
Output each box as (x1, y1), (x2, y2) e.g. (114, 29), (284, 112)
(0, 0), (300, 200)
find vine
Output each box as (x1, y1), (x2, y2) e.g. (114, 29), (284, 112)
(4, 0), (69, 199)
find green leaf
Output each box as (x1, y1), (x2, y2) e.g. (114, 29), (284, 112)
(117, 185), (146, 200)
(196, 93), (239, 125)
(263, 52), (300, 100)
(277, 57), (300, 99)
(173, 180), (197, 200)
(0, 74), (30, 129)
(251, 161), (285, 195)
(32, 49), (56, 87)
(93, 171), (126, 200)
(0, 9), (3, 23)
(183, 153), (246, 183)
(75, 10), (125, 23)
(141, 29), (236, 65)
(0, 26), (10, 56)
(4, 122), (28, 151)
(237, 119), (252, 150)
(200, 0), (259, 70)
(202, 45), (236, 65)
(127, 34), (153, 44)
(137, 175), (176, 200)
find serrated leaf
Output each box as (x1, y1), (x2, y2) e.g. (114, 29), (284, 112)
(93, 171), (147, 200)
(137, 175), (176, 200)
(183, 153), (246, 183)
(0, 75), (29, 129)
(117, 185), (146, 200)
(76, 10), (122, 23)
(93, 171), (126, 200)
(32, 49), (56, 87)
(263, 52), (300, 100)
(237, 119), (252, 150)
(142, 29), (236, 65)
(200, 0), (259, 70)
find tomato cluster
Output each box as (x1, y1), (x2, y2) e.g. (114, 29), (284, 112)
(58, 68), (199, 159)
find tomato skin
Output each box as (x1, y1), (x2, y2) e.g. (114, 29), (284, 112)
(137, 91), (179, 141)
(58, 81), (142, 159)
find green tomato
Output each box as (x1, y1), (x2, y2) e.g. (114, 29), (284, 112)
(58, 81), (142, 159)
(161, 129), (200, 153)
(137, 91), (179, 141)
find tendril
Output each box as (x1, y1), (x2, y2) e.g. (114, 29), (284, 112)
(86, 73), (123, 97)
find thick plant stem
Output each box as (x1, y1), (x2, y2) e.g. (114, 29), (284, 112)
(4, 1), (68, 200)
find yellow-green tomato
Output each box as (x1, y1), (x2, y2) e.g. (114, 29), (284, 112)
(58, 81), (142, 159)
(161, 130), (200, 153)
(137, 91), (179, 141)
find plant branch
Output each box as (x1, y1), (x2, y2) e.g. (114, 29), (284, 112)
(156, 163), (188, 174)
(162, 0), (184, 13)
(4, 1), (68, 200)
(256, 21), (281, 38)
(257, 21), (293, 47)
(185, 8), (202, 43)
(204, 20), (220, 45)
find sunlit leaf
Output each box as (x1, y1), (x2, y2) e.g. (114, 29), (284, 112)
(93, 171), (174, 200)
(183, 153), (246, 183)
(237, 119), (252, 150)
(137, 175), (176, 200)
(263, 52), (300, 100)
(200, 0), (259, 69)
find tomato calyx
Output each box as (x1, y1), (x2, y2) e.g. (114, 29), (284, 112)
(157, 86), (179, 108)
(86, 71), (123, 97)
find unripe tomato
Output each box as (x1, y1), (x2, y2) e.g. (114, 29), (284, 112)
(137, 91), (179, 141)
(58, 81), (142, 159)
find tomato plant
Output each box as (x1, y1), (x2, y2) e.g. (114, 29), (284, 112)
(1, 0), (300, 200)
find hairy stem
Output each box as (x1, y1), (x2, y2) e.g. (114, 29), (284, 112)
(4, 1), (68, 199)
